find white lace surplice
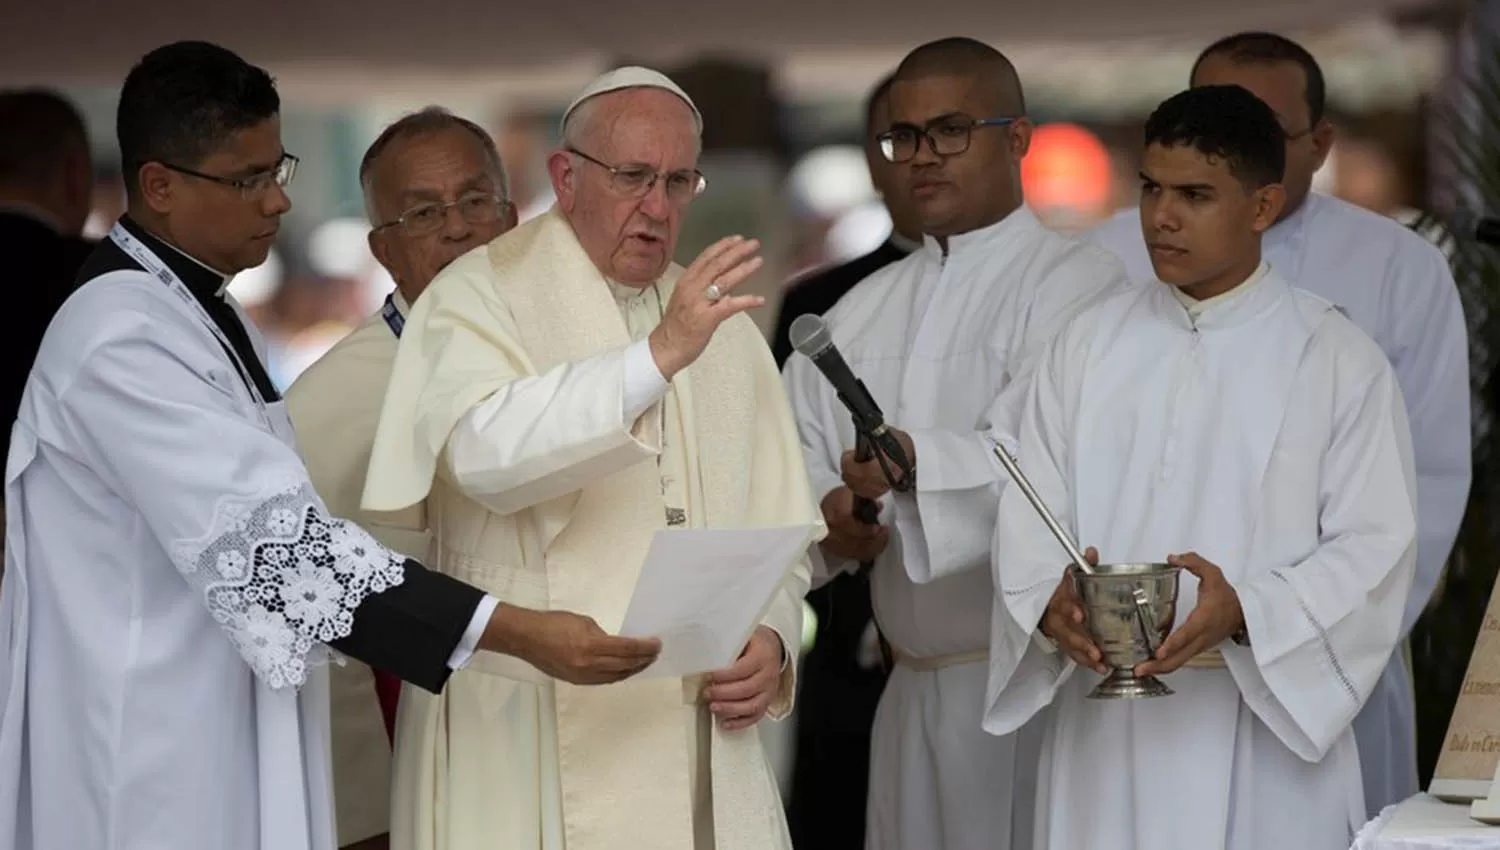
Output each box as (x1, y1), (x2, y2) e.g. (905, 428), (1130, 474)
(0, 267), (406, 850)
(171, 483), (406, 689)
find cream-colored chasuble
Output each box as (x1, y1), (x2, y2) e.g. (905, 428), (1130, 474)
(363, 208), (822, 850)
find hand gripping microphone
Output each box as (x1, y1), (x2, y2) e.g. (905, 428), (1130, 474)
(789, 314), (915, 528)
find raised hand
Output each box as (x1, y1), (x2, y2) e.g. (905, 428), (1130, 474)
(648, 235), (765, 380)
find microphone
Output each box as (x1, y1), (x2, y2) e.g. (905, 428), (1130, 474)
(791, 314), (882, 526)
(789, 314), (887, 436)
(790, 314), (915, 515)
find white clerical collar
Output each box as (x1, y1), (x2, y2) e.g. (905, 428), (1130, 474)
(0, 202), (63, 234)
(1170, 260), (1271, 321)
(157, 232), (235, 296)
(920, 204), (1036, 263)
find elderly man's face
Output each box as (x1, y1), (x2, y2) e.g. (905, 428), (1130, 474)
(367, 126), (516, 299)
(551, 88), (701, 286)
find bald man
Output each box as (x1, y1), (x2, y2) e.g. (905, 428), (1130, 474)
(784, 37), (1127, 850)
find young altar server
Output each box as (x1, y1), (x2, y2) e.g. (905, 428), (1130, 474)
(1084, 33), (1469, 814)
(982, 84), (1417, 849)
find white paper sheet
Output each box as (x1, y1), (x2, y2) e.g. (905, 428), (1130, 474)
(616, 524), (817, 678)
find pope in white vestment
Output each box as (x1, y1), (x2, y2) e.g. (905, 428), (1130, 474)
(363, 208), (816, 850)
(784, 203), (1126, 849)
(1087, 188), (1466, 818)
(361, 68), (821, 850)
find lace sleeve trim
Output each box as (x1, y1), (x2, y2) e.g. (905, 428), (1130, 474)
(168, 480), (408, 691)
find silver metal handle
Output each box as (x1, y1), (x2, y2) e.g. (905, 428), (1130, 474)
(1132, 587), (1160, 655)
(988, 440), (1094, 576)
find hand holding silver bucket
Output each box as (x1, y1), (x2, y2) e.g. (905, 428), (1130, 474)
(988, 439), (1182, 699)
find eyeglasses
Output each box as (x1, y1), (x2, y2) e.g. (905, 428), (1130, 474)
(877, 116), (1017, 164)
(567, 147), (706, 205)
(161, 153), (299, 200)
(372, 192), (511, 237)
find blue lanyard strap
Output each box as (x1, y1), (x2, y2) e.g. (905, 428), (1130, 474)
(381, 293), (405, 339)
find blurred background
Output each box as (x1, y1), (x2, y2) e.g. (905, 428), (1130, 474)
(2, 1), (1462, 387)
(5, 0), (1499, 802)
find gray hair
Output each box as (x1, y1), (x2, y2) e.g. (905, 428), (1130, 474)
(359, 106), (509, 223)
(560, 95), (601, 151)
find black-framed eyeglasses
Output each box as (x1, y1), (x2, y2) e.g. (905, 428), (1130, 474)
(566, 147), (706, 204)
(1284, 125), (1314, 142)
(372, 192), (511, 237)
(160, 153), (299, 200)
(877, 116), (1017, 164)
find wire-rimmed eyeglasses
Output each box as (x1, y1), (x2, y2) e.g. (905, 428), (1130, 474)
(371, 192), (512, 237)
(567, 147), (706, 204)
(160, 153), (299, 200)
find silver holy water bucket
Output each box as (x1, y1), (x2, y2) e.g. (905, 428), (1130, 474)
(986, 439), (1182, 699)
(1071, 562), (1182, 699)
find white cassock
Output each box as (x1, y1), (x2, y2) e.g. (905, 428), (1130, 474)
(1086, 194), (1469, 814)
(287, 289), (426, 847)
(985, 264), (1417, 849)
(783, 206), (1127, 850)
(0, 222), (419, 850)
(362, 207), (820, 850)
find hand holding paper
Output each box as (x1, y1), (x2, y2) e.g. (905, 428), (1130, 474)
(704, 625), (785, 730)
(616, 524), (817, 679)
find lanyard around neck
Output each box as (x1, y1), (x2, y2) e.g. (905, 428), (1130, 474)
(381, 293), (405, 338)
(107, 223), (269, 410)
